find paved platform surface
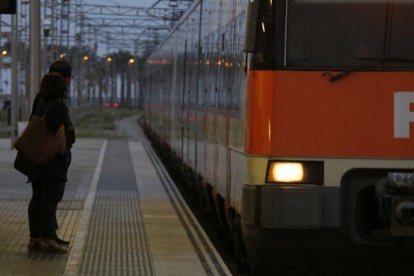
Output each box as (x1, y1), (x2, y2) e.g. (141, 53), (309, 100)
(0, 117), (230, 275)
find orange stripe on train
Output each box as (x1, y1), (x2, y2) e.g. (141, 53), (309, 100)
(245, 70), (414, 158)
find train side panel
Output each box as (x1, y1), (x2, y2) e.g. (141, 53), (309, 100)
(145, 0), (249, 217)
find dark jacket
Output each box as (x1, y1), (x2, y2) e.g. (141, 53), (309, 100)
(28, 95), (75, 182)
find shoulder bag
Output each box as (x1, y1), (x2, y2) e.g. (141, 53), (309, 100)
(14, 106), (66, 169)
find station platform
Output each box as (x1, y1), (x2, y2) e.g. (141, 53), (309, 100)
(0, 119), (231, 275)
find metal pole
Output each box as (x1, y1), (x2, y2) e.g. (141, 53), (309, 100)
(10, 14), (18, 148)
(50, 0), (56, 61)
(0, 15), (3, 95)
(29, 0), (41, 109)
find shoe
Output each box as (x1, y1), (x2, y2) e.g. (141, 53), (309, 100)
(54, 237), (70, 247)
(27, 237), (42, 252)
(41, 239), (68, 254)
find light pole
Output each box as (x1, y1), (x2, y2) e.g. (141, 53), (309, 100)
(0, 15), (2, 96)
(106, 56), (112, 106)
(82, 55), (89, 105)
(127, 58), (135, 108)
(43, 18), (51, 73)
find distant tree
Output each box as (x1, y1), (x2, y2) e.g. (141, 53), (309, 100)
(112, 50), (131, 106)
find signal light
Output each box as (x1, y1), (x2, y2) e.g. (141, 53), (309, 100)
(113, 101), (120, 108)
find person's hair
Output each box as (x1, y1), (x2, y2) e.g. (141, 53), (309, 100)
(48, 59), (72, 79)
(38, 72), (67, 101)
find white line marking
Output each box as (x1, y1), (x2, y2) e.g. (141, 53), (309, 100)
(142, 214), (178, 219)
(63, 140), (108, 276)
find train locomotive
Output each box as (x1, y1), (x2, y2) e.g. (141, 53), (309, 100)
(143, 0), (414, 274)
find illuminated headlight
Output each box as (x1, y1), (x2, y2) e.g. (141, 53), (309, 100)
(271, 162), (304, 182)
(266, 161), (324, 185)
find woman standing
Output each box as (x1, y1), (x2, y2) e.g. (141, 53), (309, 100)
(27, 69), (75, 254)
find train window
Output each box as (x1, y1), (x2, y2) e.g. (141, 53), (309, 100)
(252, 0), (278, 69)
(286, 2), (386, 69)
(388, 4), (414, 68)
(285, 1), (414, 70)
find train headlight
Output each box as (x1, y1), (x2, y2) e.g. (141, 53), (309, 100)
(270, 162), (304, 182)
(266, 161), (324, 185)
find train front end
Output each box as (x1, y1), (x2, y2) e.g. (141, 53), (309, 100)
(242, 0), (414, 273)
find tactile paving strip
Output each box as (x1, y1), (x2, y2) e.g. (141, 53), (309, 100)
(78, 140), (154, 275)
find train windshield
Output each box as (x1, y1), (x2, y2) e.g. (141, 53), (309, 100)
(284, 0), (414, 70)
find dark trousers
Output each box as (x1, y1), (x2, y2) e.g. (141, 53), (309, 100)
(28, 177), (65, 239)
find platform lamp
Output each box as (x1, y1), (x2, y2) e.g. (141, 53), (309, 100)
(169, 0), (178, 8)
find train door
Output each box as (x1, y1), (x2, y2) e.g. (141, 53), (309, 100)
(194, 2), (205, 177)
(186, 13), (200, 172)
(212, 1), (224, 197)
(180, 39), (188, 161)
(170, 43), (180, 152)
(165, 48), (174, 145)
(215, 0), (235, 202)
(198, 27), (207, 180)
(204, 31), (218, 186)
(228, 5), (247, 213)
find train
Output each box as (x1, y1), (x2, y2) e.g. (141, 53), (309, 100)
(142, 0), (414, 274)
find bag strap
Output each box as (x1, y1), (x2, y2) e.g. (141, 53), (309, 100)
(41, 104), (52, 120)
(35, 99), (55, 120)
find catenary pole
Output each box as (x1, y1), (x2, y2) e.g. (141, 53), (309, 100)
(10, 14), (18, 148)
(29, 0), (41, 110)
